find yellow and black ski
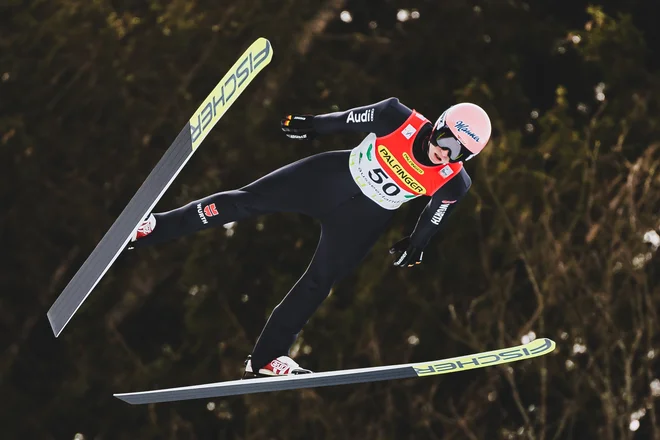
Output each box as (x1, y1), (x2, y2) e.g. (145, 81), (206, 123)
(47, 38), (273, 337)
(115, 338), (556, 405)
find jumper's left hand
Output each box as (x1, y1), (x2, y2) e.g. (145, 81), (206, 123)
(389, 237), (424, 268)
(281, 114), (316, 140)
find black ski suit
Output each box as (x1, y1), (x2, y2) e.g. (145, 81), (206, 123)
(132, 97), (472, 371)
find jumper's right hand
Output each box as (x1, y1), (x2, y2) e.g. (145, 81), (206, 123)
(281, 114), (316, 140)
(389, 237), (424, 268)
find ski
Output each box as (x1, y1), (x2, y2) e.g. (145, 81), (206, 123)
(47, 38), (273, 337)
(114, 338), (556, 404)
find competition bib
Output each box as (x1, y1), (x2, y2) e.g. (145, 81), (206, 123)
(348, 134), (421, 210)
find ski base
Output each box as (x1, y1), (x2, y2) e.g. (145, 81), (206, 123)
(114, 338), (556, 404)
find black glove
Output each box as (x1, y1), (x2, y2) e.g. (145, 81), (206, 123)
(281, 114), (316, 140)
(389, 237), (424, 268)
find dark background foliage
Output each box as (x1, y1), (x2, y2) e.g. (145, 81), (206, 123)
(1, 1), (659, 439)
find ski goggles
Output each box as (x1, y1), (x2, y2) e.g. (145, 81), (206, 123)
(430, 125), (473, 162)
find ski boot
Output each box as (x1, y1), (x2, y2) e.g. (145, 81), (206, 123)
(127, 214), (156, 249)
(243, 355), (312, 379)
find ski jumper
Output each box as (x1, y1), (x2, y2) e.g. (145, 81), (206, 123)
(131, 97), (472, 371)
